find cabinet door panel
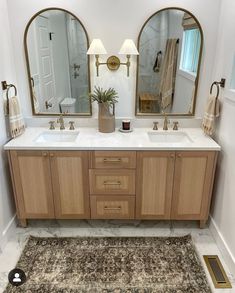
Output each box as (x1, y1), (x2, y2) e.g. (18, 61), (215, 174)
(10, 151), (54, 218)
(171, 151), (217, 220)
(51, 151), (90, 218)
(136, 152), (175, 219)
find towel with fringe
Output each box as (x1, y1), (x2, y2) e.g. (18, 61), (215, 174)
(8, 95), (25, 138)
(159, 39), (179, 109)
(32, 88), (40, 113)
(202, 95), (220, 136)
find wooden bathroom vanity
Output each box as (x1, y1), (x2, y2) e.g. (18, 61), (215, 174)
(7, 145), (218, 228)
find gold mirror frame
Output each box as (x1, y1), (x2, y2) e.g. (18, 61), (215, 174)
(135, 7), (204, 117)
(24, 7), (92, 117)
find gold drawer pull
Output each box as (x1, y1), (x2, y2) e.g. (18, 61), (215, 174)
(103, 181), (121, 186)
(104, 206), (122, 211)
(103, 158), (122, 163)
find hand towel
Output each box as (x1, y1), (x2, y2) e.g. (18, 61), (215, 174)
(159, 39), (179, 110)
(188, 85), (195, 114)
(202, 95), (220, 136)
(32, 88), (40, 113)
(8, 96), (25, 138)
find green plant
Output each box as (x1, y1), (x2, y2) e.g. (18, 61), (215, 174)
(89, 86), (118, 106)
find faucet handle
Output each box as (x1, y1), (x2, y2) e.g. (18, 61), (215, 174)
(49, 121), (55, 130)
(173, 121), (179, 130)
(69, 121), (75, 130)
(153, 122), (159, 130)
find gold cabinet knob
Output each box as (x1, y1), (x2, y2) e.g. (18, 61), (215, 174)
(42, 152), (48, 157)
(50, 153), (54, 157)
(170, 153), (175, 158)
(177, 154), (182, 158)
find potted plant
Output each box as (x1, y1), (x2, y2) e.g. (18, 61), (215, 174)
(90, 86), (118, 133)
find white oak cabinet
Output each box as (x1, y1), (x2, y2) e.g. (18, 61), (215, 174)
(136, 151), (175, 219)
(8, 150), (90, 226)
(89, 151), (136, 219)
(50, 151), (90, 219)
(171, 151), (217, 228)
(8, 150), (218, 227)
(136, 151), (217, 228)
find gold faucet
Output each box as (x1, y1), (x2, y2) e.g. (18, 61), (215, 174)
(163, 113), (170, 130)
(57, 114), (65, 130)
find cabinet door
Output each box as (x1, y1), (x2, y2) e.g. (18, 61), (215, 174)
(171, 151), (217, 220)
(136, 152), (175, 219)
(9, 150), (54, 219)
(50, 151), (90, 219)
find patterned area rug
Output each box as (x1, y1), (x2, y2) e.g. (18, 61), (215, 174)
(4, 235), (211, 292)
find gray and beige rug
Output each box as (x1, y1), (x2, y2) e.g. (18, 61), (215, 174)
(4, 235), (211, 292)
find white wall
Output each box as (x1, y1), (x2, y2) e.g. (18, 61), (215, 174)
(209, 0), (235, 274)
(0, 0), (17, 250)
(6, 0), (221, 119)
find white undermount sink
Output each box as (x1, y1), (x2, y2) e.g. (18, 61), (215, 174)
(147, 131), (193, 143)
(34, 131), (79, 143)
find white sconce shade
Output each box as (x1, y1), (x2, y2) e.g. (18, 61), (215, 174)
(87, 39), (137, 77)
(119, 39), (139, 55)
(87, 39), (107, 55)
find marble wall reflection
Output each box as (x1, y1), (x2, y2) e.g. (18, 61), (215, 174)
(136, 9), (202, 115)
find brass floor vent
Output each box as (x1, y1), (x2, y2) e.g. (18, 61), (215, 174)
(203, 255), (232, 288)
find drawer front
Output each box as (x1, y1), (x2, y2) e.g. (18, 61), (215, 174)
(89, 169), (136, 195)
(90, 195), (135, 219)
(90, 151), (136, 169)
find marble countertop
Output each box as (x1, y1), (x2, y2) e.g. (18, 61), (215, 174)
(4, 127), (221, 151)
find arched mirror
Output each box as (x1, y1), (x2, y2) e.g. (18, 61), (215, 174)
(136, 8), (203, 116)
(24, 8), (91, 116)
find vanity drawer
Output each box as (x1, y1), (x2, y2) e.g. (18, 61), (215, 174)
(89, 169), (136, 195)
(90, 151), (136, 169)
(90, 195), (135, 219)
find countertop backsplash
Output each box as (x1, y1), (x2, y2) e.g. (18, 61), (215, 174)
(25, 117), (202, 129)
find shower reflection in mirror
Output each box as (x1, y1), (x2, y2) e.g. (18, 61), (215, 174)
(25, 8), (91, 116)
(136, 8), (203, 116)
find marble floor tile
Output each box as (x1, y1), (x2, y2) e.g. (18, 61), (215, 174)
(0, 220), (234, 292)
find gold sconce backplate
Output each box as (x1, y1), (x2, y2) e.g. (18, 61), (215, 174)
(107, 56), (120, 71)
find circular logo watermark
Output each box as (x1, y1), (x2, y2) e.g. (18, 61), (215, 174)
(8, 268), (26, 287)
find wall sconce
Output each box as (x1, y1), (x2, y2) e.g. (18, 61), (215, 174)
(87, 39), (139, 77)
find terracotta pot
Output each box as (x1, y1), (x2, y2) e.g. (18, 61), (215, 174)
(98, 103), (115, 133)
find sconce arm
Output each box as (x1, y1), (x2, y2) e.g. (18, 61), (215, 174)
(95, 54), (132, 77)
(120, 55), (131, 77)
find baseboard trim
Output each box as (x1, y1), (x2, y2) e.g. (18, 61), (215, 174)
(209, 215), (235, 276)
(0, 214), (17, 251)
